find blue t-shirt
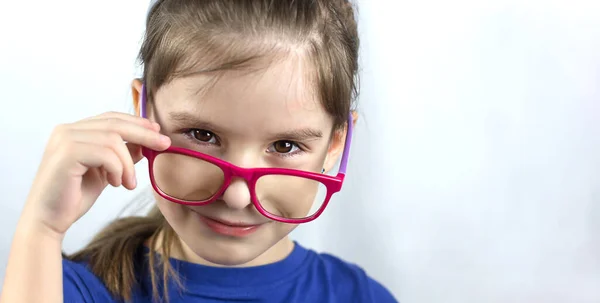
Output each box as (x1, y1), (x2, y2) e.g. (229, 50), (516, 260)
(63, 242), (398, 303)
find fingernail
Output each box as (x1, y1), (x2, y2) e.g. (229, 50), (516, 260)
(160, 135), (170, 144)
(153, 122), (160, 130)
(131, 175), (137, 187)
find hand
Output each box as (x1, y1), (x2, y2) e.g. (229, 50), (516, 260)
(21, 111), (171, 238)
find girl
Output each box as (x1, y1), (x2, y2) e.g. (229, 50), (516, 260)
(1, 0), (398, 302)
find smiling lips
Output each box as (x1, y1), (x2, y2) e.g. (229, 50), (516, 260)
(196, 213), (262, 237)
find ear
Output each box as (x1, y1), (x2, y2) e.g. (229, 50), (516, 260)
(131, 78), (144, 116)
(323, 110), (358, 173)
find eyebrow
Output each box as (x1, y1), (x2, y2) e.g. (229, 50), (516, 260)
(168, 111), (323, 141)
(273, 128), (323, 142)
(169, 112), (225, 133)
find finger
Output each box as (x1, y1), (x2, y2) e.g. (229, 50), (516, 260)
(70, 143), (124, 187)
(69, 118), (171, 151)
(80, 111), (160, 132)
(68, 130), (138, 189)
(127, 143), (144, 164)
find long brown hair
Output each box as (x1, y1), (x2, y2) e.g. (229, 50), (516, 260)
(65, 0), (360, 302)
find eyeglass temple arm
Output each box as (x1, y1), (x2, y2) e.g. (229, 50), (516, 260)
(337, 112), (353, 176)
(141, 84), (148, 119)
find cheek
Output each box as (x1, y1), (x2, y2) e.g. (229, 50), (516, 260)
(153, 153), (225, 202)
(256, 174), (326, 219)
(274, 221), (298, 238)
(254, 149), (330, 219)
(154, 193), (189, 225)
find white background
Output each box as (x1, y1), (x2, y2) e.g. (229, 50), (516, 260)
(1, 0), (600, 302)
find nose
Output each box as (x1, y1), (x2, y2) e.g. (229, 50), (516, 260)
(220, 177), (252, 210)
(218, 150), (257, 210)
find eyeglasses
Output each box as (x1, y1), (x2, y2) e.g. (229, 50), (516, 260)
(139, 84), (353, 224)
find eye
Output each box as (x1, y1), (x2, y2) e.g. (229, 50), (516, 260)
(189, 129), (218, 144)
(268, 140), (300, 154)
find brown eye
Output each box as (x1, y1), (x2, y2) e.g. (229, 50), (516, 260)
(192, 129), (215, 142)
(273, 141), (294, 153)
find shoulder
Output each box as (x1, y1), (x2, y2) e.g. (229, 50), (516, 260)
(62, 257), (117, 303)
(305, 249), (399, 303)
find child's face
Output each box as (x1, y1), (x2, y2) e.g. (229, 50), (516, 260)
(136, 55), (346, 266)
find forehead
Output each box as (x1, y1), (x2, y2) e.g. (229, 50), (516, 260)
(153, 55), (331, 129)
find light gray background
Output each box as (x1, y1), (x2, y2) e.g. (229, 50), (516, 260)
(1, 0), (599, 302)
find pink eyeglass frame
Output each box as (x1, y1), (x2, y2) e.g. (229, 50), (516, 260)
(139, 84), (353, 224)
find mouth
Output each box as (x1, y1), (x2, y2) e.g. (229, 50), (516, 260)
(193, 212), (263, 238)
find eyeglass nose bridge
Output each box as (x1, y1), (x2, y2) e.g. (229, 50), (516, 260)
(225, 163), (256, 182)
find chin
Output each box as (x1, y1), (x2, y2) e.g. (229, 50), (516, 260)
(156, 198), (296, 266)
(176, 220), (297, 267)
(181, 233), (280, 266)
